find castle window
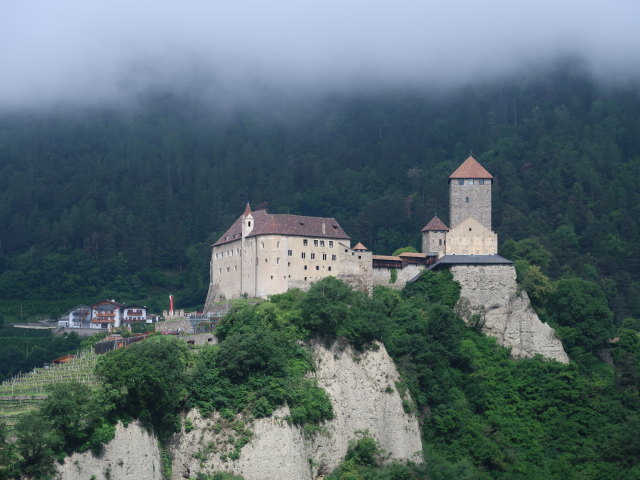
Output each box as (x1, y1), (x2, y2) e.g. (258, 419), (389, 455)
(328, 266), (332, 271)
(465, 197), (469, 203)
(226, 267), (230, 272)
(304, 277), (307, 281)
(322, 254), (327, 260)
(304, 265), (308, 270)
(301, 252), (306, 258)
(303, 239), (308, 246)
(479, 179), (484, 185)
(288, 262), (291, 267)
(235, 266), (237, 270)
(358, 256), (361, 259)
(458, 179), (464, 185)
(467, 179), (474, 185)
(469, 228), (472, 231)
(332, 255), (336, 261)
(311, 253), (316, 259)
(439, 239), (442, 245)
(320, 240), (325, 247)
(248, 221), (251, 227)
(276, 257), (280, 264)
(329, 241), (333, 247)
(261, 242), (264, 248)
(271, 276), (273, 280)
(314, 240), (318, 247)
(316, 266), (320, 270)
(277, 241), (280, 248)
(265, 259), (268, 263)
(288, 250), (293, 256)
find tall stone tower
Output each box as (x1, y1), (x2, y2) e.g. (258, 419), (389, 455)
(449, 156), (493, 230)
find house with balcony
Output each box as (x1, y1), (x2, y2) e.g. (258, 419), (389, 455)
(90, 300), (122, 329)
(121, 304), (148, 327)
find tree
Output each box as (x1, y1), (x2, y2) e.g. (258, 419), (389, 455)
(14, 412), (62, 477)
(96, 336), (189, 438)
(548, 278), (613, 353)
(40, 381), (104, 452)
(0, 419), (17, 480)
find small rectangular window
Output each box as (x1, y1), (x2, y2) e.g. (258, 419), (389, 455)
(301, 252), (306, 259)
(467, 179), (474, 185)
(322, 254), (327, 260)
(332, 255), (336, 261)
(316, 266), (320, 270)
(303, 239), (308, 246)
(458, 179), (464, 185)
(314, 240), (319, 247)
(288, 250), (292, 256)
(320, 240), (325, 247)
(329, 241), (333, 248)
(311, 253), (316, 259)
(479, 179), (484, 185)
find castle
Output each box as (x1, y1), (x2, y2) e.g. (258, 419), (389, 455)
(204, 156), (510, 309)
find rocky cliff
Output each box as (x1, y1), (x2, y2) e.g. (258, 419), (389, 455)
(170, 341), (422, 479)
(57, 421), (163, 480)
(451, 264), (569, 363)
(57, 341), (422, 480)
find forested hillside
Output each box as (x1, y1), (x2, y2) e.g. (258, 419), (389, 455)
(0, 62), (639, 319)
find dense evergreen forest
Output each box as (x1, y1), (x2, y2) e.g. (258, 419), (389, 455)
(0, 62), (639, 321)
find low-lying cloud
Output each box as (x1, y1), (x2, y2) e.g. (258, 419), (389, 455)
(1, 0), (639, 109)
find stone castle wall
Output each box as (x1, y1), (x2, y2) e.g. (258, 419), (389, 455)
(370, 264), (424, 290)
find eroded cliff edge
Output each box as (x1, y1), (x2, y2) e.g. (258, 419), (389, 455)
(451, 264), (569, 363)
(57, 341), (422, 480)
(170, 340), (422, 480)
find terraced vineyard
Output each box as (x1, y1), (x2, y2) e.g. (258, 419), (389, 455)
(0, 350), (100, 427)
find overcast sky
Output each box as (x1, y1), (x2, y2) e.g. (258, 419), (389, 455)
(1, 0), (639, 109)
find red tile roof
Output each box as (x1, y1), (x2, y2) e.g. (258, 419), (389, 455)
(449, 156), (493, 179)
(243, 202), (252, 216)
(398, 252), (428, 258)
(214, 209), (350, 246)
(372, 255), (402, 261)
(353, 242), (367, 250)
(421, 216), (449, 232)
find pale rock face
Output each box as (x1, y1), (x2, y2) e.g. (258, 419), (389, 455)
(170, 341), (423, 480)
(56, 421), (163, 480)
(451, 265), (569, 363)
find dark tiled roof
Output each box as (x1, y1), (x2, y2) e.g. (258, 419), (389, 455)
(449, 156), (493, 179)
(421, 216), (449, 232)
(428, 254), (512, 269)
(213, 209), (350, 246)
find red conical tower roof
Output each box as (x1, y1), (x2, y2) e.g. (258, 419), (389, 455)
(243, 202), (252, 217)
(421, 216), (449, 232)
(353, 242), (368, 251)
(449, 156), (493, 179)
